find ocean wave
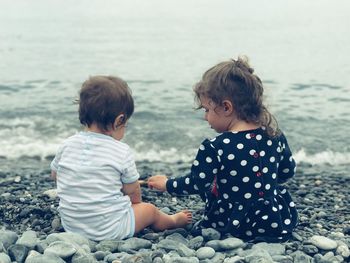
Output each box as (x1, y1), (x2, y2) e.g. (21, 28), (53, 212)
(134, 147), (194, 163)
(1, 129), (349, 168)
(294, 148), (350, 166)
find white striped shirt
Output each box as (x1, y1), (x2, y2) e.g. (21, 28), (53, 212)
(51, 131), (139, 240)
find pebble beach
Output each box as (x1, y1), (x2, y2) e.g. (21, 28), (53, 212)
(0, 161), (349, 263)
(1, 0), (350, 262)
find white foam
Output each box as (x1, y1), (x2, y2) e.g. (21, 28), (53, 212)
(134, 147), (194, 163)
(294, 148), (350, 166)
(0, 125), (196, 163)
(2, 121), (349, 167)
(0, 116), (73, 160)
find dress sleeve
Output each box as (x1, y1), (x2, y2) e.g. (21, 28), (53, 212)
(166, 139), (220, 196)
(277, 134), (296, 183)
(121, 147), (140, 184)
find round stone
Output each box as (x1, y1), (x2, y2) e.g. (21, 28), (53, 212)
(196, 247), (215, 260)
(309, 235), (338, 250)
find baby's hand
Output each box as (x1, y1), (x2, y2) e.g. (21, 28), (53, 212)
(148, 175), (168, 192)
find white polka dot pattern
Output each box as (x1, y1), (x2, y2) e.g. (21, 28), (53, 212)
(165, 128), (297, 241)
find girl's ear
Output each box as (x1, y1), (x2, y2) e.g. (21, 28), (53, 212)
(113, 114), (125, 129)
(222, 100), (234, 116)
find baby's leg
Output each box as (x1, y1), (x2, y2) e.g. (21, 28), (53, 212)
(132, 202), (192, 234)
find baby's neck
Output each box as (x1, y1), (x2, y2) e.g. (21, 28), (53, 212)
(228, 120), (259, 132)
(86, 124), (111, 136)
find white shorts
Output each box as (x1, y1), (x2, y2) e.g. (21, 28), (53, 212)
(60, 206), (135, 241)
(116, 206), (135, 239)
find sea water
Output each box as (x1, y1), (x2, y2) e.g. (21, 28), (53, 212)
(0, 0), (349, 176)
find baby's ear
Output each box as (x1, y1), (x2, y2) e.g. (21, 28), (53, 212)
(113, 114), (125, 128)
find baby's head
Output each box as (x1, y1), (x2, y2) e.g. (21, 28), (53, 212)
(78, 75), (134, 132)
(194, 56), (279, 136)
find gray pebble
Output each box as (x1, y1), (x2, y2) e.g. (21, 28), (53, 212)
(157, 239), (179, 251)
(16, 230), (38, 250)
(302, 244), (318, 255)
(271, 255), (293, 263)
(119, 237), (152, 252)
(244, 248), (274, 263)
(46, 233), (90, 249)
(0, 252), (11, 263)
(196, 246), (215, 260)
(166, 233), (189, 245)
(25, 250), (66, 263)
(93, 250), (107, 261)
(163, 228), (188, 237)
(208, 252), (226, 263)
(142, 233), (160, 241)
(290, 251), (313, 263)
(71, 247), (96, 263)
(336, 240), (350, 258)
(176, 243), (195, 257)
(44, 241), (77, 259)
(35, 241), (48, 254)
(51, 218), (61, 231)
(188, 236), (203, 250)
(42, 189), (57, 199)
(201, 228), (221, 241)
(206, 237), (244, 251)
(153, 257), (164, 263)
(309, 235), (338, 250)
(1, 193), (11, 199)
(251, 242), (286, 256)
(223, 256), (245, 263)
(7, 244), (30, 263)
(0, 242), (5, 253)
(166, 257), (199, 263)
(0, 230), (18, 249)
(161, 207), (171, 214)
(95, 240), (122, 253)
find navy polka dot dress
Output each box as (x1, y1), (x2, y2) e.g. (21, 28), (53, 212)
(166, 127), (298, 241)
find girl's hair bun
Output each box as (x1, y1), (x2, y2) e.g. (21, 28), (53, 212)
(232, 56), (254, 74)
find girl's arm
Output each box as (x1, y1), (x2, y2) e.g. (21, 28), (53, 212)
(149, 139), (219, 196)
(147, 175), (168, 191)
(277, 135), (296, 183)
(122, 181), (142, 204)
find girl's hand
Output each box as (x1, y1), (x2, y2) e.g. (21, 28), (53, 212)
(148, 175), (168, 192)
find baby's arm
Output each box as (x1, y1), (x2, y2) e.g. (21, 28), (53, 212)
(122, 181), (142, 204)
(51, 170), (57, 181)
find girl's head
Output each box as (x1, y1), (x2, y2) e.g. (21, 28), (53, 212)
(194, 56), (279, 136)
(78, 75), (134, 136)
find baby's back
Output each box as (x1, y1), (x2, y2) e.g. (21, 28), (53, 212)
(54, 132), (134, 240)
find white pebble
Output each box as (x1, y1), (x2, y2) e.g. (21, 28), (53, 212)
(309, 235), (338, 250)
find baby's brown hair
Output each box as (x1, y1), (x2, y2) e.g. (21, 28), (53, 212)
(78, 75), (134, 131)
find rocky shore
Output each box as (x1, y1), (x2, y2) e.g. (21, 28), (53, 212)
(0, 160), (349, 263)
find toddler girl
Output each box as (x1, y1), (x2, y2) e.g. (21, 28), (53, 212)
(148, 57), (298, 241)
(51, 75), (191, 241)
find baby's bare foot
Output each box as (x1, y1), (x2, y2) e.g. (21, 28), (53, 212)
(172, 210), (192, 228)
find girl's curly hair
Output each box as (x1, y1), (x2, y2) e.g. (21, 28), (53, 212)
(194, 56), (280, 137)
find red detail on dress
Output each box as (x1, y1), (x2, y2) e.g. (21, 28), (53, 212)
(211, 176), (219, 197)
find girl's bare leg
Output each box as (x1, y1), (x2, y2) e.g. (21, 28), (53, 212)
(132, 202), (192, 234)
